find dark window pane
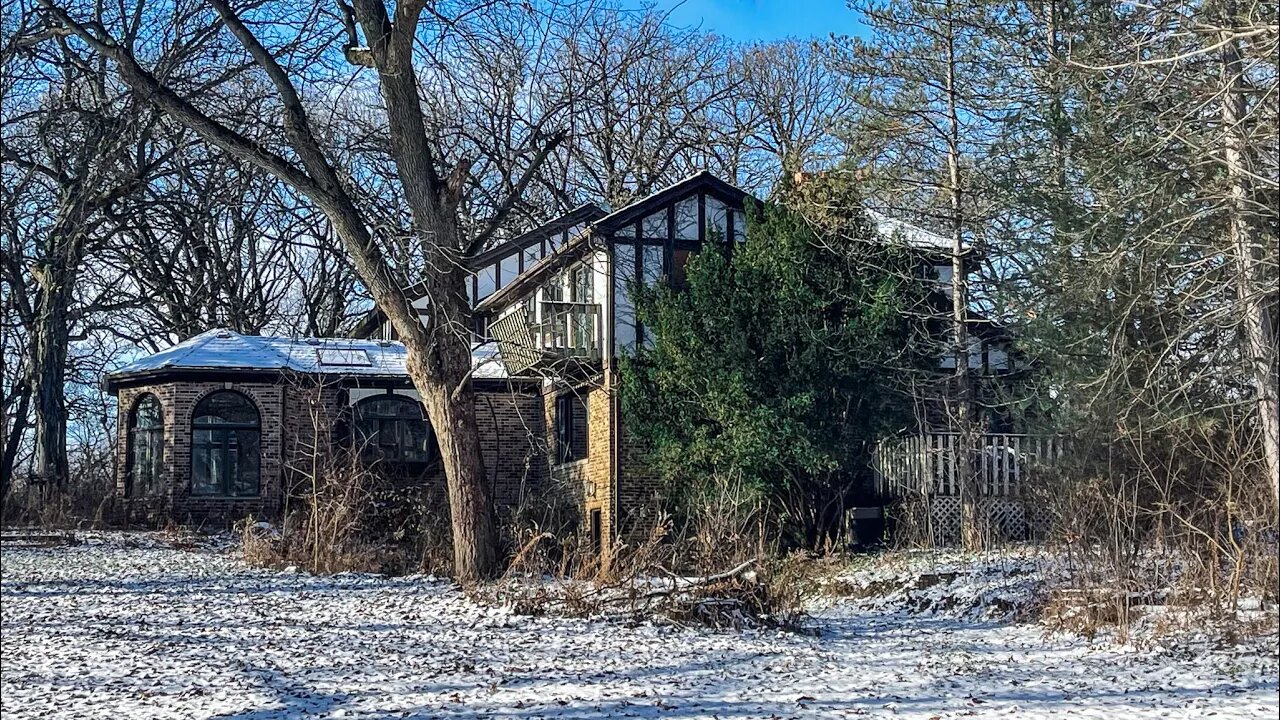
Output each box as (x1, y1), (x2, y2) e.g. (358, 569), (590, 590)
(672, 249), (694, 288)
(193, 392), (259, 426)
(191, 429), (219, 494)
(232, 430), (260, 495)
(128, 394), (165, 496)
(354, 395), (434, 464)
(555, 394), (588, 463)
(134, 394), (163, 429)
(191, 396), (261, 497)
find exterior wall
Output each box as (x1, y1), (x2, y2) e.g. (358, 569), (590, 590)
(583, 386), (614, 555)
(613, 393), (664, 545)
(115, 378), (548, 526)
(116, 381), (285, 523)
(279, 380), (347, 501)
(544, 381), (614, 560)
(476, 386), (549, 510)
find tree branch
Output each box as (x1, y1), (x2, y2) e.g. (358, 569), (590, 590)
(465, 129), (568, 256)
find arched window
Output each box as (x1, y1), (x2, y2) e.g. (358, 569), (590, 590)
(353, 395), (435, 464)
(191, 391), (260, 496)
(127, 394), (164, 496)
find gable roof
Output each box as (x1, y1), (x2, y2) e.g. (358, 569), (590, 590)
(472, 172), (756, 316)
(104, 329), (511, 392)
(592, 171), (753, 233)
(350, 204), (608, 338)
(464, 202), (606, 269)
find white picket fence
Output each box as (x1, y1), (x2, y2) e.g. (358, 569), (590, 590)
(874, 432), (1065, 498)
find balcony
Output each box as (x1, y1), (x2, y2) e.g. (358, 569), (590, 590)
(488, 301), (602, 374)
(539, 301), (602, 361)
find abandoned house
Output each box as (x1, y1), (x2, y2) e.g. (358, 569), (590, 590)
(104, 171), (1020, 549)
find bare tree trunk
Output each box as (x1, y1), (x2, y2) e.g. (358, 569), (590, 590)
(1221, 29), (1280, 510)
(416, 346), (496, 577)
(1, 380), (31, 497)
(944, 2), (980, 550)
(30, 300), (70, 488)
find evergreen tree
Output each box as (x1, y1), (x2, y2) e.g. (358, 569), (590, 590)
(619, 192), (934, 549)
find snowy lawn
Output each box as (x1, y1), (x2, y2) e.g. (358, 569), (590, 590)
(2, 534), (1276, 719)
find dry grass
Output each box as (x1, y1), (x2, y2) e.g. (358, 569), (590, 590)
(484, 497), (815, 631)
(2, 444), (117, 529)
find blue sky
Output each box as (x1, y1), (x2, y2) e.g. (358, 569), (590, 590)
(633, 0), (867, 42)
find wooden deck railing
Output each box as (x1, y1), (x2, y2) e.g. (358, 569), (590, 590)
(539, 301), (602, 361)
(488, 301), (603, 374)
(873, 432), (1065, 497)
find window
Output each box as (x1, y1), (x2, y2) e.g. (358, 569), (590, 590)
(127, 394), (164, 497)
(672, 248), (695, 289)
(613, 244), (636, 354)
(675, 197), (699, 240)
(500, 253), (520, 288)
(545, 271), (565, 302)
(706, 196), (728, 241)
(191, 391), (260, 496)
(642, 211), (667, 240)
(316, 348), (371, 366)
(555, 393), (588, 463)
(353, 395), (436, 464)
(641, 244), (664, 287)
(589, 509), (603, 553)
(476, 264), (497, 300)
(731, 209), (747, 242)
(569, 264), (593, 303)
(522, 242), (542, 269)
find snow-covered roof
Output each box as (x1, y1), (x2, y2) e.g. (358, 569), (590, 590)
(106, 329), (509, 384)
(866, 209), (955, 250)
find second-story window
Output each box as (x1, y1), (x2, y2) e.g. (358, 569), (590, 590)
(569, 264), (593, 303)
(546, 271), (564, 302)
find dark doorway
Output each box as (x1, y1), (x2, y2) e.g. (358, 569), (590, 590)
(589, 509), (602, 554)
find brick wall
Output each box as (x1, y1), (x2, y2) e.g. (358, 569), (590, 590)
(614, 408), (664, 545)
(116, 381), (284, 523)
(542, 380), (623, 565)
(475, 386), (548, 508)
(114, 378), (548, 526)
(584, 386), (614, 556)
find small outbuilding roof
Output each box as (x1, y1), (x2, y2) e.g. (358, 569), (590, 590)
(865, 209), (956, 251)
(104, 329), (510, 391)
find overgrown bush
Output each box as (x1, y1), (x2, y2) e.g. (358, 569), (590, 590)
(1032, 418), (1279, 642)
(2, 442), (116, 528)
(620, 194), (934, 552)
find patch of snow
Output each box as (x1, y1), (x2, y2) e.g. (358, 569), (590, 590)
(2, 536), (1275, 719)
(824, 546), (1065, 621)
(107, 330), (510, 381)
(867, 208), (955, 250)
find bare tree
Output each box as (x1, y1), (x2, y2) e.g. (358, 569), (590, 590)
(3, 4), (171, 488)
(34, 0), (588, 580)
(726, 40), (854, 186)
(532, 6), (739, 207)
(836, 0), (1001, 548)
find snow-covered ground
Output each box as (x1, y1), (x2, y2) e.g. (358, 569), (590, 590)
(2, 534), (1276, 719)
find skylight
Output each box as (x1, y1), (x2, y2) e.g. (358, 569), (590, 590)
(315, 348), (372, 366)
